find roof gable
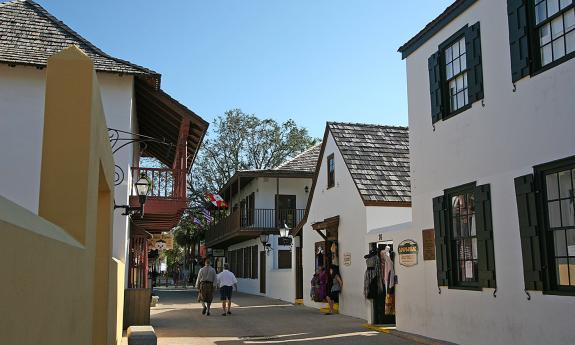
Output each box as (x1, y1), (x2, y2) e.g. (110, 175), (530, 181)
(274, 143), (322, 172)
(328, 122), (411, 204)
(0, 0), (160, 87)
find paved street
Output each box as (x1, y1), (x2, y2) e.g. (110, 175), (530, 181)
(142, 288), (446, 345)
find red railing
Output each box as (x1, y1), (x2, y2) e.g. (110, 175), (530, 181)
(131, 167), (186, 199)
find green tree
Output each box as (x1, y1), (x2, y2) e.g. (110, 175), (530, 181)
(189, 109), (318, 204)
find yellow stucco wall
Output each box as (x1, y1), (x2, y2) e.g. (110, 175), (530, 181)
(0, 46), (123, 344)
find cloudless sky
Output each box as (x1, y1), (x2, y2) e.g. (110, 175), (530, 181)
(35, 0), (453, 138)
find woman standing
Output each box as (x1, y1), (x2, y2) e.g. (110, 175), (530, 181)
(318, 266), (328, 302)
(325, 266), (342, 315)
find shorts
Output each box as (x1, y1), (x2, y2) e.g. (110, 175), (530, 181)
(329, 291), (340, 303)
(220, 285), (233, 301)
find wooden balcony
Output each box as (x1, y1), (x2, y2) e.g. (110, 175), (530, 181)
(129, 167), (187, 233)
(206, 208), (305, 248)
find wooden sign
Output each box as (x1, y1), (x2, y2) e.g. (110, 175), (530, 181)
(398, 239), (418, 267)
(343, 252), (351, 266)
(422, 229), (436, 261)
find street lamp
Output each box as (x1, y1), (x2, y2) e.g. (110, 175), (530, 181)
(115, 173), (151, 217)
(260, 233), (272, 254)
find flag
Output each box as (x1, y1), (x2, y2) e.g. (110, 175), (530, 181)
(193, 217), (202, 225)
(205, 192), (228, 208)
(201, 208), (213, 223)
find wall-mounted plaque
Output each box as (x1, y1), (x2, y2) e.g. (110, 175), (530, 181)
(422, 229), (435, 261)
(343, 252), (351, 266)
(398, 239), (418, 267)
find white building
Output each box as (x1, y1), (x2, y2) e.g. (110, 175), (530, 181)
(395, 0), (575, 344)
(0, 0), (207, 299)
(205, 144), (320, 302)
(293, 122), (411, 322)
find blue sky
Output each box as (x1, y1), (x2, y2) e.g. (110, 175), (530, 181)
(36, 0), (453, 138)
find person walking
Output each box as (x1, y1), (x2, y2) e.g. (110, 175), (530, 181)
(217, 263), (238, 316)
(325, 265), (342, 315)
(195, 258), (217, 316)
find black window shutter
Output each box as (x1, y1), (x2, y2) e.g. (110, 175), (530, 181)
(514, 174), (544, 291)
(465, 22), (484, 104)
(428, 51), (443, 124)
(475, 184), (497, 288)
(507, 0), (531, 82)
(433, 195), (449, 286)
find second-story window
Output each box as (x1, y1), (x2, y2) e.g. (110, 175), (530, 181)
(428, 22), (483, 124)
(445, 37), (469, 113)
(535, 0), (575, 66)
(327, 154), (335, 189)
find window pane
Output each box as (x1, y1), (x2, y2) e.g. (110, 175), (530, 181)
(553, 37), (566, 58)
(459, 38), (466, 54)
(446, 46), (453, 63)
(463, 73), (468, 88)
(542, 43), (553, 65)
(461, 216), (470, 237)
(549, 201), (562, 228)
(453, 216), (460, 238)
(446, 62), (453, 79)
(452, 41), (460, 57)
(453, 57), (461, 75)
(566, 229), (575, 256)
(549, 0), (560, 17)
(460, 195), (468, 214)
(556, 258), (570, 285)
(559, 170), (572, 198)
(457, 92), (465, 109)
(555, 230), (567, 256)
(562, 199), (575, 226)
(456, 75), (464, 91)
(460, 55), (467, 71)
(565, 9), (575, 31)
(551, 16), (564, 40)
(566, 30), (575, 54)
(536, 1), (548, 24)
(560, 0), (572, 9)
(540, 23), (552, 45)
(546, 173), (559, 200)
(464, 91), (468, 106)
(451, 94), (458, 111)
(452, 196), (460, 215)
(472, 238), (478, 260)
(470, 214), (476, 236)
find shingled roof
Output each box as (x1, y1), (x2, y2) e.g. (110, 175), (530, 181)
(328, 122), (410, 204)
(0, 0), (160, 87)
(274, 143), (322, 172)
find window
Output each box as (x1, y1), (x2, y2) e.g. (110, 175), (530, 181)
(516, 155), (575, 293)
(428, 23), (483, 123)
(244, 247), (251, 279)
(445, 37), (469, 112)
(508, 0), (575, 81)
(449, 188), (478, 286)
(278, 250), (292, 269)
(327, 154), (335, 188)
(433, 183), (496, 289)
(251, 245), (258, 279)
(534, 0), (575, 67)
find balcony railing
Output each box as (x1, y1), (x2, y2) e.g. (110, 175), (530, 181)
(131, 167), (186, 199)
(206, 208), (305, 247)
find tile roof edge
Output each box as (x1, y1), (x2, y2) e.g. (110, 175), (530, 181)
(17, 0), (161, 81)
(274, 142), (322, 170)
(327, 121), (408, 130)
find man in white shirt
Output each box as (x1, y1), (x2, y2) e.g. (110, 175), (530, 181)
(217, 263), (238, 316)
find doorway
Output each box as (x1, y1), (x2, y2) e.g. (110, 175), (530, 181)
(276, 195), (296, 228)
(259, 251), (266, 294)
(296, 245), (303, 299)
(369, 240), (396, 325)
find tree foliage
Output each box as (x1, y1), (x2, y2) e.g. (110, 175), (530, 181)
(189, 109), (318, 205)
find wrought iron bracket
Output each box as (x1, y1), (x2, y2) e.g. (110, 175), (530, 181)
(114, 203), (144, 218)
(493, 288), (497, 298)
(108, 128), (176, 186)
(438, 286), (442, 294)
(525, 290), (531, 301)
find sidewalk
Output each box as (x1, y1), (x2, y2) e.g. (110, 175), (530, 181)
(123, 288), (455, 345)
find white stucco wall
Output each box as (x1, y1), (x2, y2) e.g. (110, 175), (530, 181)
(225, 176), (311, 302)
(0, 65), (134, 263)
(404, 1), (575, 344)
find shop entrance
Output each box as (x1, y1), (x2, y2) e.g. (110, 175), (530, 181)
(368, 240), (396, 325)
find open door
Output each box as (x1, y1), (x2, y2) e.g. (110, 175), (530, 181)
(296, 245), (303, 299)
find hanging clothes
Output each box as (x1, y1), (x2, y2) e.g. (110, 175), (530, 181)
(383, 250), (395, 290)
(331, 242), (339, 266)
(364, 255), (383, 299)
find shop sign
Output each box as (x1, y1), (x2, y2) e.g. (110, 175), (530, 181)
(278, 237), (293, 246)
(212, 249), (225, 257)
(148, 233), (174, 251)
(343, 252), (351, 266)
(422, 229), (435, 261)
(398, 239), (418, 267)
